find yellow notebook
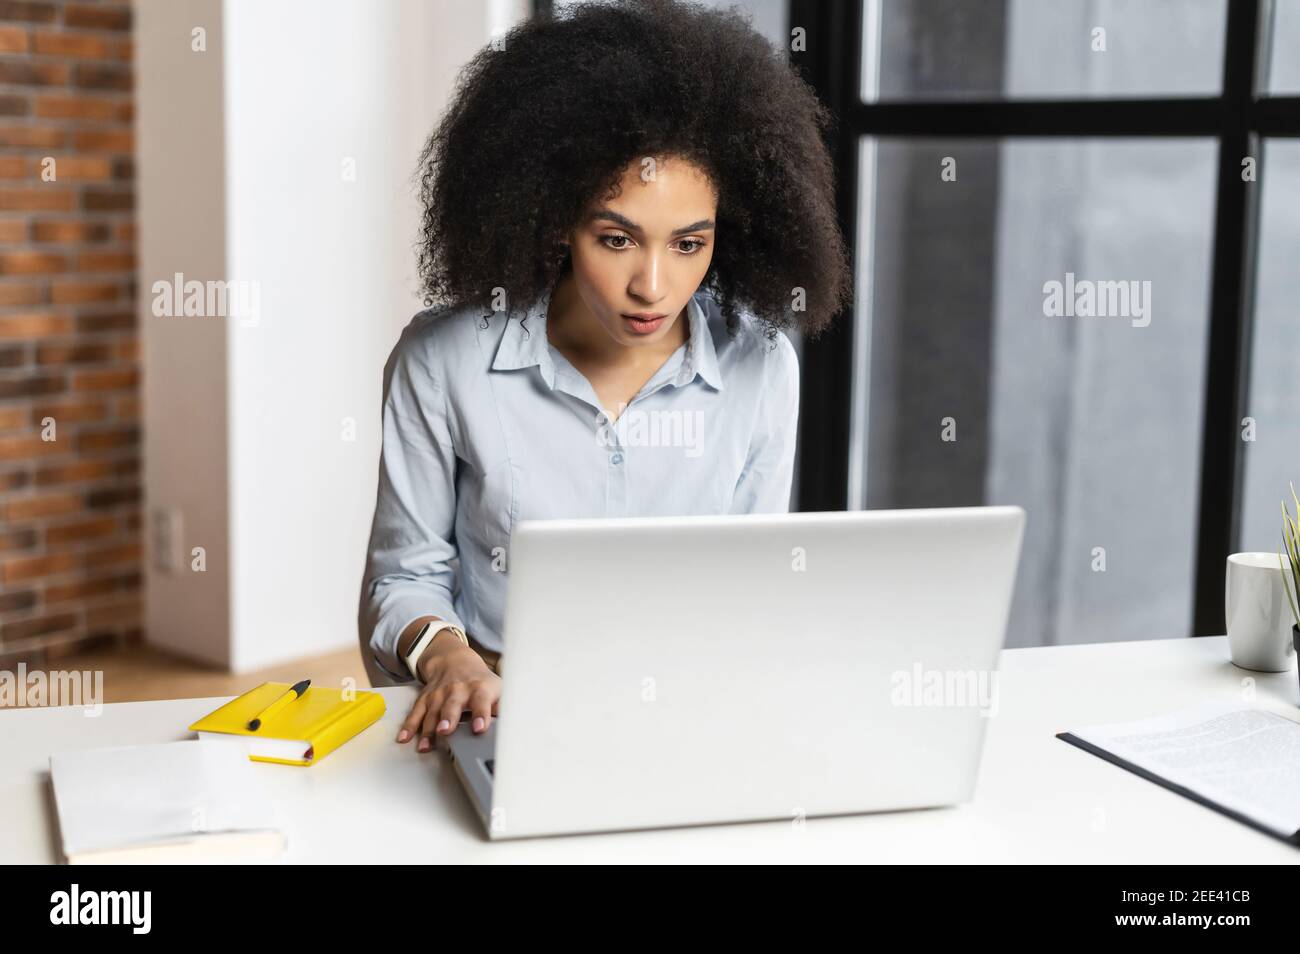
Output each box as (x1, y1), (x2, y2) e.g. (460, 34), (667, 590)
(187, 682), (386, 766)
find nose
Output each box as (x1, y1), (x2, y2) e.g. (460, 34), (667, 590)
(627, 248), (666, 304)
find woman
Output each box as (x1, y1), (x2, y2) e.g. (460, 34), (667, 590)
(360, 0), (850, 753)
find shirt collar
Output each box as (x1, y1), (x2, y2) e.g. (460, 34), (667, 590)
(490, 289), (724, 392)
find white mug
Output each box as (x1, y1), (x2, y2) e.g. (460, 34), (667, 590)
(1225, 552), (1298, 672)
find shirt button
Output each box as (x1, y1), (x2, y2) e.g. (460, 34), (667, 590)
(611, 452), (624, 465)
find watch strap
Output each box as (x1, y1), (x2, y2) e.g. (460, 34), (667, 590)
(404, 619), (468, 681)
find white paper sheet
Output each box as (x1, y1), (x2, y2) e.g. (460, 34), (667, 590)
(49, 739), (284, 861)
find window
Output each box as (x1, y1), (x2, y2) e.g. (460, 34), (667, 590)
(856, 137), (1216, 646)
(791, 0), (1300, 643)
(862, 0), (1227, 102)
(1266, 0), (1300, 94)
(1240, 139), (1300, 555)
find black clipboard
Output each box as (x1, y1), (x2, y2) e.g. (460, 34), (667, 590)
(1056, 731), (1300, 848)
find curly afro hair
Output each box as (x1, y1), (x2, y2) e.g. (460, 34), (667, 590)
(414, 0), (852, 342)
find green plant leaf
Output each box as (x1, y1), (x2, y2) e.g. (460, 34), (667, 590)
(1281, 548), (1300, 630)
(1284, 506), (1300, 571)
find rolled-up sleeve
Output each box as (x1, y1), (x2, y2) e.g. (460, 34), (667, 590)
(730, 331), (800, 514)
(359, 322), (465, 682)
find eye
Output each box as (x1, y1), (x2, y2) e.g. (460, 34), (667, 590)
(599, 233), (707, 253)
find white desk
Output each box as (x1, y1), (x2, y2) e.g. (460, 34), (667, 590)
(4, 635), (1298, 863)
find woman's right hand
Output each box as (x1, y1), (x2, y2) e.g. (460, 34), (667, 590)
(395, 637), (501, 753)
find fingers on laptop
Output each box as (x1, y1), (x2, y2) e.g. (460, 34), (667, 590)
(421, 690), (494, 750)
(466, 686), (494, 734)
(396, 680), (500, 752)
(431, 685), (496, 739)
(427, 686), (469, 745)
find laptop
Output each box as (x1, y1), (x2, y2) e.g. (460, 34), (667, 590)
(445, 505), (1026, 840)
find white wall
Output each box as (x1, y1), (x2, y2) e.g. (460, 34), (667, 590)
(140, 0), (526, 672)
(138, 0), (231, 667)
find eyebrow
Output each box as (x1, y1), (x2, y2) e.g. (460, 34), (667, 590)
(588, 209), (715, 236)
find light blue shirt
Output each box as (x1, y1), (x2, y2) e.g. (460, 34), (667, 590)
(360, 286), (800, 682)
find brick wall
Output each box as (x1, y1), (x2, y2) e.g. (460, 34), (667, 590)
(0, 1), (138, 669)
